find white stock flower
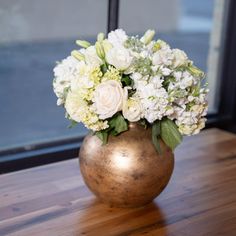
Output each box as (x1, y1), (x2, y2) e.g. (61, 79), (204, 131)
(108, 29), (128, 47)
(179, 73), (194, 89)
(93, 80), (125, 119)
(172, 49), (188, 68)
(106, 46), (133, 70)
(135, 83), (169, 123)
(123, 98), (142, 122)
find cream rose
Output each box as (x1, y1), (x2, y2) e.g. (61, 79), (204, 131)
(106, 46), (132, 70)
(93, 80), (125, 119)
(123, 98), (142, 122)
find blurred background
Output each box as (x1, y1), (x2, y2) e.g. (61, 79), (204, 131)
(0, 0), (231, 166)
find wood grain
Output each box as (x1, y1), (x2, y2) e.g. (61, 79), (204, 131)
(0, 128), (236, 236)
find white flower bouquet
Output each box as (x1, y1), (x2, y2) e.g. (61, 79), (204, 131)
(53, 29), (208, 152)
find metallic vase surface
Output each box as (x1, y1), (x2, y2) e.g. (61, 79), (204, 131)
(79, 123), (174, 208)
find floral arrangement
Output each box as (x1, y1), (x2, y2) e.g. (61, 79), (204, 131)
(53, 29), (208, 152)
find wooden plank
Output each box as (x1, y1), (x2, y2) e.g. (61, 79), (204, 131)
(0, 128), (236, 236)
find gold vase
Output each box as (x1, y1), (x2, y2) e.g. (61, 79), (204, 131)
(79, 122), (174, 208)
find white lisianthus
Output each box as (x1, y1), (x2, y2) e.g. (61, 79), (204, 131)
(108, 29), (128, 47)
(172, 49), (188, 68)
(82, 46), (103, 67)
(123, 98), (142, 122)
(152, 48), (174, 66)
(93, 80), (125, 119)
(106, 46), (133, 70)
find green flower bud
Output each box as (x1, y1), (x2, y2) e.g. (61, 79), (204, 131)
(75, 40), (91, 48)
(71, 50), (85, 61)
(95, 42), (105, 59)
(97, 32), (105, 42)
(188, 65), (204, 78)
(102, 39), (113, 53)
(141, 29), (155, 45)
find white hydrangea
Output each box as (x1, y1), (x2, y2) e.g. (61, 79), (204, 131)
(53, 56), (79, 105)
(65, 90), (108, 131)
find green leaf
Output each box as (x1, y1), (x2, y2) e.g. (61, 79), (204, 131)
(95, 131), (108, 145)
(110, 129), (118, 136)
(109, 114), (128, 134)
(161, 118), (182, 150)
(101, 64), (108, 74)
(139, 119), (148, 129)
(67, 120), (77, 129)
(121, 75), (134, 87)
(152, 121), (162, 154)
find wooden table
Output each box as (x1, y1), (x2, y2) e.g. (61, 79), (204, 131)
(0, 128), (236, 236)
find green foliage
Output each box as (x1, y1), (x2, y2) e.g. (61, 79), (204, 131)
(133, 58), (152, 76)
(109, 114), (128, 134)
(152, 121), (162, 154)
(187, 65), (205, 78)
(67, 120), (78, 129)
(124, 36), (144, 52)
(121, 75), (134, 87)
(160, 118), (182, 150)
(95, 113), (128, 144)
(101, 64), (108, 74)
(162, 76), (175, 89)
(139, 119), (148, 129)
(95, 131), (108, 144)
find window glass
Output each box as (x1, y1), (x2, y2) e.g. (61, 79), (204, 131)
(0, 0), (107, 151)
(119, 0), (228, 113)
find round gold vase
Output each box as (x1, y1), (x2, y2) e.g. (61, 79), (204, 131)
(79, 123), (174, 208)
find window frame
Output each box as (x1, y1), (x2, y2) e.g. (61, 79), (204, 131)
(1, 0), (236, 173)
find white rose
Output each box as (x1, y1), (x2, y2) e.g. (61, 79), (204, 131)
(93, 80), (125, 119)
(123, 98), (142, 122)
(106, 46), (133, 70)
(108, 29), (128, 47)
(172, 49), (188, 68)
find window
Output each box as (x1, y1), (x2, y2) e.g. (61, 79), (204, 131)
(119, 0), (228, 113)
(0, 0), (107, 152)
(1, 0), (235, 172)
